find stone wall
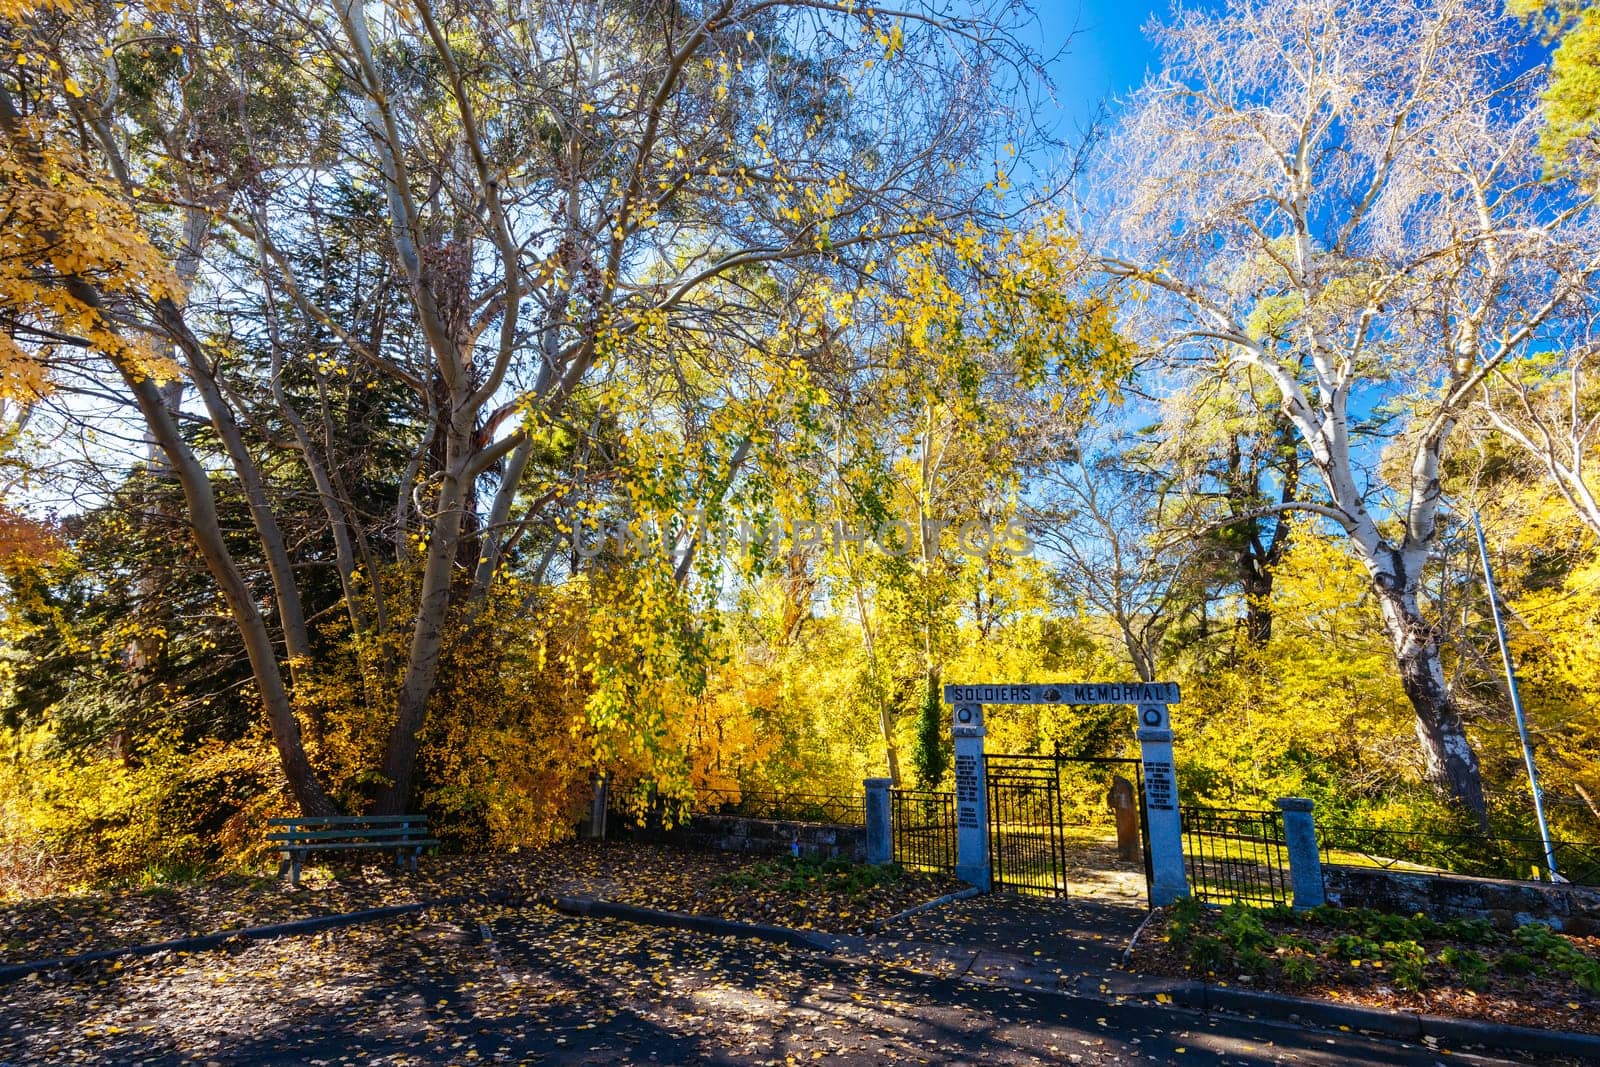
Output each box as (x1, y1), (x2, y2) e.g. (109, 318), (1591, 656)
(1323, 864), (1600, 933)
(614, 814), (868, 862)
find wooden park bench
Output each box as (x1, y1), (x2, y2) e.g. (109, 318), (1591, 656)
(267, 814), (439, 887)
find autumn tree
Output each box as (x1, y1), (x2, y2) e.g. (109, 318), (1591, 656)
(4, 0), (1069, 814)
(1511, 0), (1600, 184)
(1027, 417), (1205, 683)
(1097, 0), (1600, 823)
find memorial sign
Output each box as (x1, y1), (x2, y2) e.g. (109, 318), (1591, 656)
(1142, 757), (1176, 811)
(943, 682), (1181, 706)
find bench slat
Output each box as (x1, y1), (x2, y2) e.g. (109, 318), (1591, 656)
(275, 839), (440, 853)
(266, 828), (432, 843)
(268, 825), (432, 831)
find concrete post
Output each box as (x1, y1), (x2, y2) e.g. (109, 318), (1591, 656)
(864, 778), (893, 866)
(1135, 703), (1189, 905)
(1277, 797), (1325, 908)
(586, 773), (608, 840)
(952, 702), (991, 891)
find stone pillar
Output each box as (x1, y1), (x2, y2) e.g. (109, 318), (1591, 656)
(1135, 703), (1189, 905)
(864, 778), (893, 866)
(1277, 797), (1325, 908)
(952, 702), (990, 891)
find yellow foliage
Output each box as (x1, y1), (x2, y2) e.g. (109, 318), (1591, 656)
(0, 726), (284, 898)
(0, 121), (183, 402)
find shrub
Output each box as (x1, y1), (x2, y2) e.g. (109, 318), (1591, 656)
(1382, 940), (1428, 992)
(1495, 951), (1537, 975)
(1439, 946), (1489, 990)
(1513, 923), (1600, 993)
(1236, 946), (1273, 976)
(1217, 902), (1274, 952)
(1328, 933), (1382, 961)
(1165, 896), (1206, 948)
(1186, 934), (1229, 971)
(1280, 952), (1319, 986)
(1443, 916), (1498, 945)
(0, 726), (281, 897)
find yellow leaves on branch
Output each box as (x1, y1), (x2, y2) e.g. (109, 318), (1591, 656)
(0, 135), (183, 395)
(0, 0), (70, 22)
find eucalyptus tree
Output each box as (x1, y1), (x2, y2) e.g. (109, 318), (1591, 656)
(1096, 0), (1600, 822)
(1028, 418), (1204, 684)
(1475, 347), (1600, 539)
(7, 0), (1051, 813)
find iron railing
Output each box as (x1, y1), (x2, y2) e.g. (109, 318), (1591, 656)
(689, 787), (865, 826)
(891, 789), (956, 873)
(1319, 824), (1600, 885)
(1181, 805), (1292, 907)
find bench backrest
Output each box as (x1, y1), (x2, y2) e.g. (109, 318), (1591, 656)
(266, 814), (431, 844)
(268, 815), (429, 828)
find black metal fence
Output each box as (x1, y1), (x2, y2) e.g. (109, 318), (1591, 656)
(689, 787), (865, 826)
(891, 789), (956, 873)
(1319, 824), (1600, 886)
(1181, 806), (1292, 907)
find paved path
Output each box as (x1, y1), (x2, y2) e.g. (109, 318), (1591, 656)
(0, 902), (1548, 1065)
(868, 891), (1145, 987)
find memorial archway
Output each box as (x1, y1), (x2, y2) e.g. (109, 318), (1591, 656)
(944, 682), (1189, 905)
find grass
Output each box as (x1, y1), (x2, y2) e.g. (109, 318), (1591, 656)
(713, 855), (906, 898)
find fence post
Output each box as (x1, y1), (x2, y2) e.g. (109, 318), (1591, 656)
(865, 778), (893, 865)
(587, 772), (608, 840)
(1277, 797), (1325, 908)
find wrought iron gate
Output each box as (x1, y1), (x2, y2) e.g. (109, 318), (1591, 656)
(890, 789), (956, 873)
(985, 752), (1153, 901)
(986, 755), (1069, 896)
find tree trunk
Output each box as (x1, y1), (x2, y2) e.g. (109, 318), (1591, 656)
(1241, 564), (1274, 645)
(1372, 577), (1489, 827)
(112, 338), (338, 816)
(880, 701), (903, 788)
(373, 432), (471, 814)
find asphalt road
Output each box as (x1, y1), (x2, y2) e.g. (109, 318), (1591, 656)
(0, 902), (1555, 1065)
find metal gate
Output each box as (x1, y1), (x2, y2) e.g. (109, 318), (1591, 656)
(985, 752), (1152, 901)
(986, 755), (1069, 896)
(890, 789), (956, 873)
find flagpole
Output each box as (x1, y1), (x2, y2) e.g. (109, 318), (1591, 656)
(1472, 511), (1561, 882)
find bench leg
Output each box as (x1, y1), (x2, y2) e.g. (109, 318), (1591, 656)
(291, 851), (303, 888)
(277, 853), (290, 880)
(410, 847), (420, 873)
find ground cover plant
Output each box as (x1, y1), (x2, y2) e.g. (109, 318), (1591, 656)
(1127, 898), (1600, 1035)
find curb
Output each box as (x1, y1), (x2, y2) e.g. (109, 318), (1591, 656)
(1084, 974), (1600, 1059)
(549, 897), (1600, 1060)
(542, 894), (853, 954)
(873, 885), (984, 933)
(0, 901), (434, 985)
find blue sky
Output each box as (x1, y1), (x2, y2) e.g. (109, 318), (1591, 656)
(1032, 1), (1182, 129)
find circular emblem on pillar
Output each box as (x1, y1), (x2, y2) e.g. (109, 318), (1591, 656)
(1141, 705), (1164, 727)
(956, 706), (973, 725)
